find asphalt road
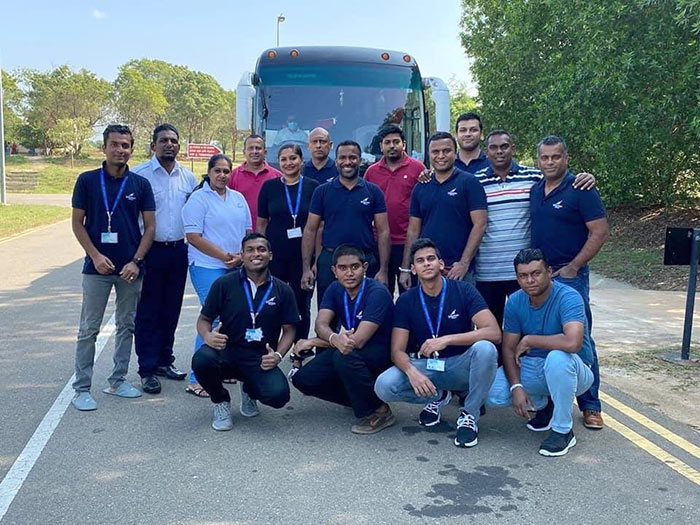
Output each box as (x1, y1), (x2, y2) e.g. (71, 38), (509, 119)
(1, 221), (699, 524)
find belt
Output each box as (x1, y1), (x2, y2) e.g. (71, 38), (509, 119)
(153, 239), (185, 247)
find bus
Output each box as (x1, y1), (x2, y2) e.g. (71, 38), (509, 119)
(236, 46), (450, 167)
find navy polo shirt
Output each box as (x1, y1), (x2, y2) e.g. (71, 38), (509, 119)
(201, 268), (300, 352)
(394, 279), (488, 358)
(71, 164), (156, 275)
(454, 150), (489, 174)
(530, 171), (606, 268)
(409, 169), (487, 266)
(309, 177), (387, 252)
(303, 158), (338, 184)
(319, 277), (394, 347)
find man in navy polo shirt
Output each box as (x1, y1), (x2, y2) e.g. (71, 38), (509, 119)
(454, 112), (489, 174)
(301, 140), (390, 308)
(304, 127), (338, 184)
(400, 132), (487, 290)
(291, 244), (395, 434)
(192, 233), (299, 431)
(375, 239), (500, 448)
(70, 124), (156, 411)
(530, 135), (608, 430)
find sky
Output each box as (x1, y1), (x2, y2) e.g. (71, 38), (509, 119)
(0, 0), (475, 94)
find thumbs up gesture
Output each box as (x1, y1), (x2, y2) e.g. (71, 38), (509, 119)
(204, 323), (228, 350)
(261, 343), (282, 370)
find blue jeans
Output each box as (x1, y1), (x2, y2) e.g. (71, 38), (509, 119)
(555, 265), (601, 412)
(486, 352), (594, 433)
(188, 265), (230, 384)
(374, 340), (498, 422)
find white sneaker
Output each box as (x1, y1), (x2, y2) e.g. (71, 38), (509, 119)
(239, 383), (260, 417)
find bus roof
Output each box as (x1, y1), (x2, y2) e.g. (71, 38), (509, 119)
(257, 46), (418, 68)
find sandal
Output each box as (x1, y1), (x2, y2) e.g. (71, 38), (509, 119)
(185, 384), (210, 398)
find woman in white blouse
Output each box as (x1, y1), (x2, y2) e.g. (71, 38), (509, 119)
(181, 154), (252, 396)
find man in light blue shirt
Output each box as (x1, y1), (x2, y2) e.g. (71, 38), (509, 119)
(132, 124), (198, 394)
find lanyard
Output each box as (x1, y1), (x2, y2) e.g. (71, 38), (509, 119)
(243, 278), (273, 328)
(343, 278), (367, 331)
(283, 176), (304, 228)
(419, 277), (447, 338)
(100, 168), (129, 233)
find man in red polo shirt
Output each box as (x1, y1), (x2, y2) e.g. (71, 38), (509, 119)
(228, 134), (281, 229)
(365, 124), (426, 295)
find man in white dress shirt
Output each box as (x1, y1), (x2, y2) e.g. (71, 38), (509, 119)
(132, 124), (198, 394)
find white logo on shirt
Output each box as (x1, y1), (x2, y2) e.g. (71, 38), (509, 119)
(356, 310), (364, 320)
(447, 188), (458, 197)
(360, 197), (370, 205)
(447, 309), (460, 320)
(553, 200), (564, 209)
(266, 296), (277, 306)
(125, 193), (136, 201)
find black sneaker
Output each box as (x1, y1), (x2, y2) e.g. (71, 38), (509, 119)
(539, 429), (577, 457)
(418, 390), (452, 426)
(527, 398), (554, 432)
(454, 410), (478, 447)
(141, 375), (161, 394)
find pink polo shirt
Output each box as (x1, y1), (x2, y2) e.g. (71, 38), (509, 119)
(228, 161), (281, 229)
(365, 153), (426, 244)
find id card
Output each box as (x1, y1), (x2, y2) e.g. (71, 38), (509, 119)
(245, 327), (263, 342)
(426, 358), (445, 372)
(286, 227), (303, 239)
(101, 232), (118, 244)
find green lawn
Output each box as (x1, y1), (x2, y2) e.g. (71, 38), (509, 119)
(0, 204), (72, 239)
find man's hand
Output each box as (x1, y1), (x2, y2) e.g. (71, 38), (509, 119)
(511, 386), (534, 418)
(407, 368), (437, 397)
(91, 253), (115, 275)
(261, 343), (282, 370)
(223, 252), (241, 269)
(301, 267), (316, 291)
(204, 324), (228, 350)
(374, 269), (389, 287)
(572, 172), (596, 191)
(552, 263), (579, 279)
(293, 338), (315, 356)
(514, 335), (532, 366)
(398, 271), (412, 290)
(331, 330), (356, 355)
(119, 261), (140, 282)
(419, 337), (448, 358)
(446, 261), (468, 280)
(417, 168), (433, 184)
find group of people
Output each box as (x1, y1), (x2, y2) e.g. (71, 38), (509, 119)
(69, 113), (608, 457)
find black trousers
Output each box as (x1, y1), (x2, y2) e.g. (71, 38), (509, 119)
(383, 244), (408, 297)
(291, 342), (392, 418)
(316, 248), (379, 309)
(192, 345), (290, 406)
(475, 279), (520, 329)
(134, 242), (188, 377)
(269, 253), (311, 340)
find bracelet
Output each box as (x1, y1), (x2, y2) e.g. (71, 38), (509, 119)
(509, 383), (524, 393)
(398, 267), (412, 273)
(328, 333), (337, 347)
(274, 351), (283, 362)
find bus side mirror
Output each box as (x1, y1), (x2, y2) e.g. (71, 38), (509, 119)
(236, 72), (255, 132)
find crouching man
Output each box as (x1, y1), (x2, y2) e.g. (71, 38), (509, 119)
(486, 248), (594, 457)
(193, 233), (300, 431)
(374, 238), (500, 448)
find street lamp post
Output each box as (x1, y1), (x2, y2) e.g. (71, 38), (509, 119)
(276, 14), (285, 47)
(0, 56), (6, 205)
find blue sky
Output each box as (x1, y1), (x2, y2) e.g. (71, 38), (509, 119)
(0, 0), (474, 93)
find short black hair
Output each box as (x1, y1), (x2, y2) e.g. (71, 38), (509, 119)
(427, 131), (457, 151)
(244, 134), (265, 149)
(103, 124), (134, 147)
(513, 248), (549, 270)
(152, 123), (179, 144)
(455, 112), (483, 133)
(410, 238), (441, 263)
(378, 124), (405, 142)
(335, 140), (362, 156)
(485, 129), (513, 145)
(537, 135), (568, 156)
(277, 142), (304, 159)
(332, 244), (366, 265)
(241, 232), (271, 251)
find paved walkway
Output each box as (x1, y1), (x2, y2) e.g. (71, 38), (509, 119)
(6, 194), (72, 207)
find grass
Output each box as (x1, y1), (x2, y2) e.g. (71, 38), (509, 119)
(0, 204), (72, 239)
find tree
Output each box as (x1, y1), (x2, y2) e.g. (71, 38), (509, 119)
(46, 117), (92, 166)
(2, 70), (23, 145)
(448, 78), (478, 131)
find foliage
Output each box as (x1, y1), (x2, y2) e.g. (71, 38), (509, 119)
(2, 70), (22, 144)
(448, 78), (478, 131)
(46, 117), (92, 157)
(460, 0), (700, 208)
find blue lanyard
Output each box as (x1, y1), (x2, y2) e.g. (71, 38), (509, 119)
(283, 176), (303, 228)
(343, 278), (367, 331)
(243, 278), (273, 328)
(419, 277), (447, 338)
(100, 168), (129, 233)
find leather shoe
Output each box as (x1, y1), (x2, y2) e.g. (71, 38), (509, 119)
(583, 409), (604, 429)
(155, 365), (187, 380)
(141, 375), (161, 394)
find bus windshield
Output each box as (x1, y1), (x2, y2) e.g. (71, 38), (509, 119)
(256, 63), (425, 162)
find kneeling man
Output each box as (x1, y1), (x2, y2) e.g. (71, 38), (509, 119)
(193, 233), (299, 431)
(374, 238), (500, 448)
(292, 244), (395, 434)
(486, 248), (594, 457)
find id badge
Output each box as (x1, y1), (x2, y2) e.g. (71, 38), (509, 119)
(427, 358), (445, 372)
(245, 328), (263, 342)
(101, 232), (118, 244)
(286, 227), (303, 239)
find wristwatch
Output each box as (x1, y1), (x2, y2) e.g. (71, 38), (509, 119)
(131, 256), (144, 268)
